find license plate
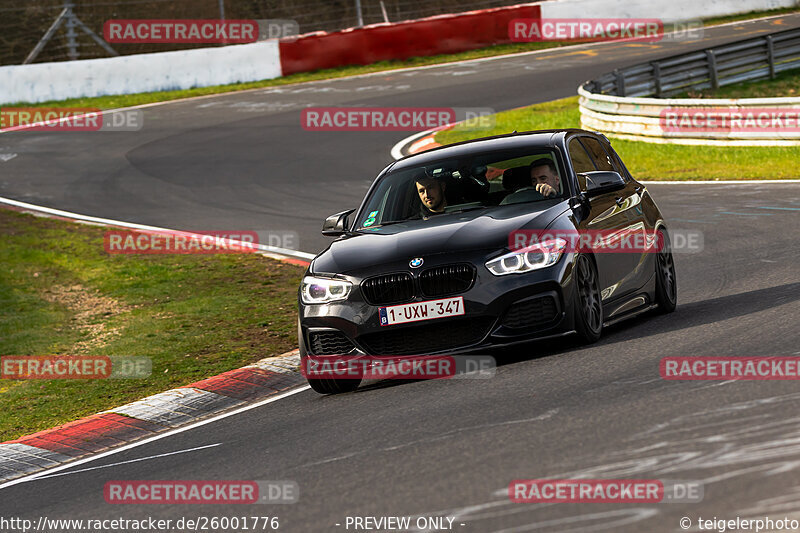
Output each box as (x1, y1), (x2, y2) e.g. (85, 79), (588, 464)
(379, 297), (464, 326)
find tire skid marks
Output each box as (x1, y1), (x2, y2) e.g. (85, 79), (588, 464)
(407, 392), (800, 532)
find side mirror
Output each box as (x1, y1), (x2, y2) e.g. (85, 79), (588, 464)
(322, 209), (355, 236)
(581, 171), (626, 197)
(569, 195), (590, 221)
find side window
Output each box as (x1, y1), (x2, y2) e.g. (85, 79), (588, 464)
(579, 137), (615, 172)
(568, 138), (596, 192)
(606, 144), (633, 180)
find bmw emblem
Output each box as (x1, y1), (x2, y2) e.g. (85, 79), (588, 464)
(409, 257), (424, 268)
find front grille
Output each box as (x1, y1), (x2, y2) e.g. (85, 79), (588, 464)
(501, 296), (558, 329)
(419, 264), (476, 297)
(309, 331), (356, 355)
(357, 316), (495, 355)
(361, 273), (414, 305)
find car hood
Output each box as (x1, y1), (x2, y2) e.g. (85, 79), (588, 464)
(312, 201), (569, 275)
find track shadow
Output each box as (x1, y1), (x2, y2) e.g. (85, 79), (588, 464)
(344, 283), (800, 393)
(492, 282), (800, 366)
(603, 281), (800, 342)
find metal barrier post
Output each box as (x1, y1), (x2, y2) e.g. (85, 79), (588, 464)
(766, 35), (776, 79)
(614, 69), (626, 97)
(652, 61), (662, 98)
(705, 50), (719, 90)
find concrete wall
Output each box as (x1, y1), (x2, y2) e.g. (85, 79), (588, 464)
(578, 85), (800, 145)
(0, 40), (281, 105)
(539, 0), (798, 23)
(279, 4), (541, 76)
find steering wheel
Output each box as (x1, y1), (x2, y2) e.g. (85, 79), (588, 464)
(499, 187), (547, 205)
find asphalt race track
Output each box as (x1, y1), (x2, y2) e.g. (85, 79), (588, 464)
(2, 15), (800, 533)
(1, 15), (799, 253)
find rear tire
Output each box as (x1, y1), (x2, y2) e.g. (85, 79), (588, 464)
(654, 229), (677, 314)
(573, 254), (603, 344)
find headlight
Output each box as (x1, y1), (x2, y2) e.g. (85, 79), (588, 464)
(301, 276), (352, 304)
(485, 238), (567, 276)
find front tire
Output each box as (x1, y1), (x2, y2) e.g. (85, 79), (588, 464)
(298, 330), (362, 394)
(654, 229), (677, 314)
(573, 254), (603, 343)
(306, 373), (362, 394)
(300, 354), (362, 395)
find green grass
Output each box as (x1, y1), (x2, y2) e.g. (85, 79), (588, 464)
(679, 67), (800, 98)
(700, 5), (800, 26)
(436, 96), (800, 180)
(5, 6), (798, 109)
(0, 209), (305, 441)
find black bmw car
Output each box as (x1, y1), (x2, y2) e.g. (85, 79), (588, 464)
(299, 129), (677, 394)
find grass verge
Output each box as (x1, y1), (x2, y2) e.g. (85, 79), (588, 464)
(0, 209), (305, 441)
(7, 7), (799, 110)
(435, 96), (800, 180)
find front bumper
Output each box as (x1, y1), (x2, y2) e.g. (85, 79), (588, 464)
(299, 252), (579, 356)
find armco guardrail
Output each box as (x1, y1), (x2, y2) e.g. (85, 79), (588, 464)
(579, 27), (800, 145)
(583, 27), (800, 98)
(539, 0), (797, 24)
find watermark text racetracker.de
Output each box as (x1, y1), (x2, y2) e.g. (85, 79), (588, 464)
(1, 355), (151, 379)
(103, 230), (299, 254)
(104, 480), (297, 504)
(105, 19), (257, 43)
(0, 108), (143, 132)
(661, 108), (800, 133)
(509, 18), (703, 43)
(103, 19), (299, 44)
(509, 228), (703, 254)
(509, 479), (703, 503)
(302, 355), (496, 380)
(301, 107), (495, 132)
(661, 357), (800, 380)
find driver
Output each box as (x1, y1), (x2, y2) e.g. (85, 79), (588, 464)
(415, 174), (448, 218)
(529, 158), (562, 198)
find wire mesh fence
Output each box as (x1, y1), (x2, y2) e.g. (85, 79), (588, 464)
(0, 0), (527, 65)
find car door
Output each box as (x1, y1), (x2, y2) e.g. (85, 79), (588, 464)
(568, 136), (645, 304)
(600, 138), (661, 296)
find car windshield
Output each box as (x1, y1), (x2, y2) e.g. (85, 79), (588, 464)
(355, 147), (566, 230)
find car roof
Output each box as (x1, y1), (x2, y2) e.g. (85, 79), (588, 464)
(390, 128), (599, 171)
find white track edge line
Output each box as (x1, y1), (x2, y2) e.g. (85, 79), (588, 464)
(0, 385), (311, 490)
(390, 129), (439, 160)
(0, 196), (315, 261)
(32, 443), (223, 480)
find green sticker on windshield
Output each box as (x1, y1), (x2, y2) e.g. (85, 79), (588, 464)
(363, 217), (376, 227)
(368, 210), (379, 218)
